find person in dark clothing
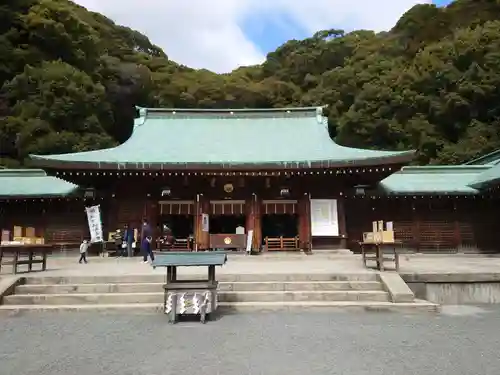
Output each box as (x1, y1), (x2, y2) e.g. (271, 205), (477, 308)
(141, 219), (152, 241)
(141, 235), (155, 264)
(122, 224), (135, 257)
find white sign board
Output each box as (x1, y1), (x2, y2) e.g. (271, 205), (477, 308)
(310, 199), (339, 236)
(201, 214), (209, 232)
(246, 230), (254, 254)
(85, 205), (104, 243)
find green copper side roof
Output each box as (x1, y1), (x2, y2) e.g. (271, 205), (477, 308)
(468, 163), (500, 189)
(464, 149), (500, 165)
(29, 107), (415, 170)
(0, 169), (78, 198)
(379, 165), (491, 195)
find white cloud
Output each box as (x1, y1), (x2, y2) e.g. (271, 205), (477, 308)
(74, 0), (431, 73)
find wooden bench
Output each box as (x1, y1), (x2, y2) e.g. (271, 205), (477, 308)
(359, 241), (401, 272)
(264, 236), (300, 251)
(0, 244), (52, 274)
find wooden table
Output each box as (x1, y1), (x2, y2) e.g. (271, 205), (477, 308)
(152, 251), (228, 324)
(0, 244), (53, 274)
(359, 241), (401, 272)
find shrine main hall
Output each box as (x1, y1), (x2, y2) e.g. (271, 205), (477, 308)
(1, 106), (500, 253)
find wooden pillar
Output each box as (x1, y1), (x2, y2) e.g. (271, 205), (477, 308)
(194, 194), (210, 250)
(453, 200), (462, 250)
(412, 201), (421, 252)
(254, 196), (262, 250)
(298, 194), (312, 252)
(337, 197), (347, 248)
(245, 195), (262, 251)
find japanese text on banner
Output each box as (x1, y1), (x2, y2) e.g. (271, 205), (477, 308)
(85, 205), (103, 243)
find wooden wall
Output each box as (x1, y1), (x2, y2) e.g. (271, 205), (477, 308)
(0, 198), (88, 244)
(345, 196), (500, 253)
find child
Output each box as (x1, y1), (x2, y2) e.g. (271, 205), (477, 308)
(141, 236), (155, 264)
(79, 239), (89, 264)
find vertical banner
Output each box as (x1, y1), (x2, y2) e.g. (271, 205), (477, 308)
(85, 205), (104, 243)
(201, 213), (209, 232)
(246, 229), (254, 254)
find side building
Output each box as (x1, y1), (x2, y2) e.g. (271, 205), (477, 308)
(0, 169), (85, 245)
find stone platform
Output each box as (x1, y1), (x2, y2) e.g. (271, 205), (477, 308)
(2, 252), (500, 314)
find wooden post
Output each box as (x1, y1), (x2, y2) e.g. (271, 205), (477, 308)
(195, 194), (210, 250)
(245, 194), (262, 252)
(337, 197), (348, 248)
(453, 200), (462, 250)
(298, 194), (312, 252)
(245, 197), (254, 249)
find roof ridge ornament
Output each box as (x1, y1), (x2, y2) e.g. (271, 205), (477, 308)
(316, 106), (326, 124)
(134, 106), (148, 127)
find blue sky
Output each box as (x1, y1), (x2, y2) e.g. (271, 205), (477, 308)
(245, 0), (455, 56)
(76, 0), (458, 72)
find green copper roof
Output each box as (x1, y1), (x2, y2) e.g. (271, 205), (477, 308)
(0, 169), (78, 198)
(30, 107), (414, 170)
(464, 149), (500, 165)
(468, 163), (500, 189)
(379, 166), (490, 195)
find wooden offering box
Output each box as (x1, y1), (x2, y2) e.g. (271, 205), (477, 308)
(209, 234), (246, 250)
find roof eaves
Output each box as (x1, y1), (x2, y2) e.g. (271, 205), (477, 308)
(29, 150), (415, 171)
(464, 149), (500, 165)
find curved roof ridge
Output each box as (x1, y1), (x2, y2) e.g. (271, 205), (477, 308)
(135, 106), (325, 113)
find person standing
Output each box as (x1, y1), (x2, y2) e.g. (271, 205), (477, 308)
(79, 239), (89, 264)
(123, 224), (135, 257)
(141, 235), (155, 264)
(141, 219), (152, 242)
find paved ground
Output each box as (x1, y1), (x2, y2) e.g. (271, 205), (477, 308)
(3, 252), (500, 277)
(1, 306), (499, 375)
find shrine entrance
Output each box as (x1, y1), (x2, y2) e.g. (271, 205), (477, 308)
(261, 200), (300, 251)
(208, 200), (247, 251)
(158, 201), (194, 250)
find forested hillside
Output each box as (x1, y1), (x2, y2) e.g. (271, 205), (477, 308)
(1, 0), (500, 167)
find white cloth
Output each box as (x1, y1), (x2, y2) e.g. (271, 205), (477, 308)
(79, 242), (89, 254)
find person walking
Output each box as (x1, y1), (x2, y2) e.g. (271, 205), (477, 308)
(141, 235), (155, 264)
(123, 224), (135, 257)
(141, 218), (152, 242)
(79, 239), (89, 264)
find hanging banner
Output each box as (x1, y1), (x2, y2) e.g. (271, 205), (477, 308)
(310, 199), (339, 236)
(85, 205), (104, 243)
(201, 213), (209, 232)
(246, 229), (254, 254)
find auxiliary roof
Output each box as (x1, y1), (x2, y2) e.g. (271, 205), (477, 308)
(0, 169), (78, 198)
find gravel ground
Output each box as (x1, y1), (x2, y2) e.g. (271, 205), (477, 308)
(1, 306), (499, 375)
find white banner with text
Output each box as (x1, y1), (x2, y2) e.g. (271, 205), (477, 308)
(310, 199), (339, 236)
(85, 205), (104, 243)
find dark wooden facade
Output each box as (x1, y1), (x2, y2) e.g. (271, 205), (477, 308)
(3, 170), (497, 254)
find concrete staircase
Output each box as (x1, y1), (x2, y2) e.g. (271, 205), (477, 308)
(0, 273), (439, 313)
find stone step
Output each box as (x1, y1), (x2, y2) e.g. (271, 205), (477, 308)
(0, 300), (440, 315)
(24, 273), (378, 285)
(15, 281), (383, 294)
(3, 290), (390, 305)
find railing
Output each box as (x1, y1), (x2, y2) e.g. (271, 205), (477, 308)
(157, 237), (192, 251)
(264, 236), (300, 251)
